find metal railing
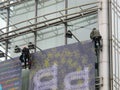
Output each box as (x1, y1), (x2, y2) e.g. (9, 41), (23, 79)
(0, 0), (27, 9)
(0, 1), (100, 42)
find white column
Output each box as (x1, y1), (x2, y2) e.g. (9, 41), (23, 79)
(98, 0), (109, 90)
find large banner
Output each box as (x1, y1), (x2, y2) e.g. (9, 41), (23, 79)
(29, 41), (96, 90)
(0, 59), (22, 90)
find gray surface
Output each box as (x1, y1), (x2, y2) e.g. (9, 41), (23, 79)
(22, 69), (30, 90)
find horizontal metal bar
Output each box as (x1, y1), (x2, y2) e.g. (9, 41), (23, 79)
(0, 0), (29, 9)
(0, 6), (98, 36)
(0, 8), (98, 42)
(11, 20), (97, 45)
(0, 2), (99, 31)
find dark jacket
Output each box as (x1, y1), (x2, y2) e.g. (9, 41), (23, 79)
(90, 29), (101, 39)
(19, 47), (30, 62)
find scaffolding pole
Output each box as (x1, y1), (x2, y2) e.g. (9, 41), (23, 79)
(65, 0), (68, 45)
(98, 0), (109, 90)
(34, 0), (38, 52)
(5, 1), (10, 60)
(108, 0), (113, 90)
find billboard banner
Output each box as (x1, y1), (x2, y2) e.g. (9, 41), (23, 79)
(0, 59), (22, 90)
(29, 41), (96, 90)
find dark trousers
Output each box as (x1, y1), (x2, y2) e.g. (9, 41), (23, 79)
(20, 54), (30, 68)
(93, 36), (101, 49)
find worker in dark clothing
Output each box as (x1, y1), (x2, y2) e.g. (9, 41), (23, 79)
(90, 28), (102, 51)
(19, 47), (30, 69)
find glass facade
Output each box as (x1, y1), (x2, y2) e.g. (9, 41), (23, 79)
(111, 0), (120, 89)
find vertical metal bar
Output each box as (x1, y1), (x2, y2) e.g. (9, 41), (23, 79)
(114, 0), (117, 89)
(116, 1), (120, 89)
(108, 0), (113, 89)
(65, 0), (68, 45)
(113, 0), (116, 89)
(5, 1), (10, 60)
(116, 0), (119, 89)
(34, 0), (38, 52)
(116, 0), (120, 90)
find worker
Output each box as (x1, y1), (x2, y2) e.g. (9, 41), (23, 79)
(90, 28), (102, 51)
(19, 47), (30, 69)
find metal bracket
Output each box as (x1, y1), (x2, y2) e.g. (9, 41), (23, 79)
(95, 77), (103, 89)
